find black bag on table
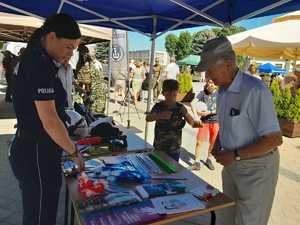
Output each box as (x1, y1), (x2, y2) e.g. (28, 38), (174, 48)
(90, 122), (121, 138)
(90, 122), (128, 148)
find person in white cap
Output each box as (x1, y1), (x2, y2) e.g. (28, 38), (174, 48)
(197, 36), (282, 225)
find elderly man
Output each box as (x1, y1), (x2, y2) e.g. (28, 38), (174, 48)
(197, 37), (282, 225)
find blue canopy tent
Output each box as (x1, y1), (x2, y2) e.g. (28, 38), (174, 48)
(258, 63), (288, 74)
(0, 0), (299, 140)
(0, 1), (299, 34)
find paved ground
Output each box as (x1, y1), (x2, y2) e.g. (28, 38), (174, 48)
(0, 83), (299, 225)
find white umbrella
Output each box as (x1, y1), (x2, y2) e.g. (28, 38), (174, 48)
(228, 11), (300, 60)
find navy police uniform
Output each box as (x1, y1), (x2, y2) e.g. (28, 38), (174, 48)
(9, 41), (68, 225)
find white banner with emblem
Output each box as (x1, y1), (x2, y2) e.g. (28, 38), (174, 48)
(111, 29), (128, 82)
(106, 29), (128, 115)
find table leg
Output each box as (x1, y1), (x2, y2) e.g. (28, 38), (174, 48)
(210, 211), (216, 225)
(70, 203), (75, 225)
(64, 184), (69, 225)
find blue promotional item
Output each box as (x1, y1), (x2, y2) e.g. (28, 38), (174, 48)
(136, 181), (186, 199)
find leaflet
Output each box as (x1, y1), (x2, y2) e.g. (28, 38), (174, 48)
(151, 193), (205, 215)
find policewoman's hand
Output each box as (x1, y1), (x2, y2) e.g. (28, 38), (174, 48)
(73, 153), (85, 172)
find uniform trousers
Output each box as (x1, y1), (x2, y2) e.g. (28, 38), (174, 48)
(216, 150), (279, 225)
(9, 131), (62, 225)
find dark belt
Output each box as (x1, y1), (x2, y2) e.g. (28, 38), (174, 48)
(245, 147), (278, 160)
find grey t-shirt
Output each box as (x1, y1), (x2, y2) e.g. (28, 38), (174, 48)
(196, 90), (218, 123)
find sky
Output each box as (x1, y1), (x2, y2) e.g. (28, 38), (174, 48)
(127, 14), (281, 51)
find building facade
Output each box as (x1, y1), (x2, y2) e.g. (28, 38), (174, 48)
(129, 50), (169, 65)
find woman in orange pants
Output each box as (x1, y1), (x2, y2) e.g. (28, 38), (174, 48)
(192, 78), (218, 170)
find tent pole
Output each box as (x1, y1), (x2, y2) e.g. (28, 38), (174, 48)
(65, 0), (150, 38)
(232, 0), (293, 24)
(293, 59), (297, 72)
(244, 56), (251, 71)
(57, 0), (65, 13)
(168, 0), (224, 26)
(106, 40), (113, 116)
(145, 16), (157, 141)
(0, 2), (44, 19)
(284, 59), (291, 72)
(126, 31), (131, 128)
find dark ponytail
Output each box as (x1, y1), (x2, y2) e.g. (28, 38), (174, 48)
(27, 13), (81, 48)
(27, 28), (44, 48)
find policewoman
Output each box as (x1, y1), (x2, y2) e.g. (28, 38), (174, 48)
(9, 14), (85, 225)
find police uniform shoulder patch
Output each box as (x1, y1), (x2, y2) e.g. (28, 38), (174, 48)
(37, 88), (55, 94)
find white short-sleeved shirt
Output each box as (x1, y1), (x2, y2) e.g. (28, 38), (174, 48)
(217, 70), (280, 151)
(58, 64), (74, 109)
(166, 62), (180, 80)
(94, 59), (103, 71)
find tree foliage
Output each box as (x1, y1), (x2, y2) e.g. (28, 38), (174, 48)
(212, 25), (247, 68)
(175, 31), (193, 60)
(191, 29), (216, 55)
(95, 41), (110, 63)
(270, 79), (300, 122)
(0, 41), (4, 50)
(165, 34), (178, 57)
(212, 25), (246, 37)
(165, 25), (246, 61)
(291, 89), (300, 122)
(236, 55), (248, 70)
(178, 70), (193, 94)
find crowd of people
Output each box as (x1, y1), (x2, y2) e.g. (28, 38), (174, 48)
(279, 66), (300, 96)
(2, 48), (24, 102)
(0, 12), (293, 225)
(2, 41), (107, 115)
(114, 57), (181, 104)
(246, 63), (300, 96)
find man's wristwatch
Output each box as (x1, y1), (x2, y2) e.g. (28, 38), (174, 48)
(234, 149), (241, 161)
